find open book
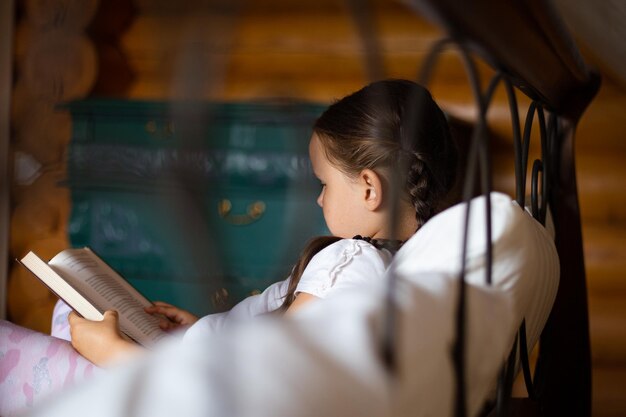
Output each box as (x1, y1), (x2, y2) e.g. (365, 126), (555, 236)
(19, 247), (170, 348)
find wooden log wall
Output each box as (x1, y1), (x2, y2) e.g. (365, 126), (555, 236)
(574, 79), (626, 417)
(7, 1), (625, 415)
(7, 0), (128, 333)
(8, 0), (98, 333)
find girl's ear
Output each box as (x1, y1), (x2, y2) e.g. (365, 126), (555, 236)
(360, 169), (383, 211)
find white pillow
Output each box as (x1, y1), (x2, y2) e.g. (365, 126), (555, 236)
(394, 191), (559, 349)
(390, 191), (560, 413)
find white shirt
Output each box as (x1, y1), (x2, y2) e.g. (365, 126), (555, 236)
(295, 238), (393, 299)
(183, 239), (392, 342)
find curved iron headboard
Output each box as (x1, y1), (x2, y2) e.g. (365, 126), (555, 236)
(404, 1), (601, 416)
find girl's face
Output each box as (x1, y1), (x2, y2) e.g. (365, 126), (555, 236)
(309, 133), (371, 239)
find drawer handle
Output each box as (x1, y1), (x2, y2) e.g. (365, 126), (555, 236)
(218, 199), (265, 225)
(145, 120), (158, 135)
(145, 121), (175, 137)
(211, 288), (229, 309)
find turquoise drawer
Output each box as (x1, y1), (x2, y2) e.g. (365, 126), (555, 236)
(66, 99), (328, 315)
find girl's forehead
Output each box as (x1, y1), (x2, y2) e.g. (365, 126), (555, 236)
(309, 132), (321, 149)
(308, 133), (325, 164)
(309, 133), (339, 178)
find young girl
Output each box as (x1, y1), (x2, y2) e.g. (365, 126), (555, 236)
(0, 79), (457, 414)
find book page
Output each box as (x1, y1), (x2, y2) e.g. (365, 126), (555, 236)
(49, 248), (169, 347)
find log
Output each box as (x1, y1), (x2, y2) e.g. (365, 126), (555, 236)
(576, 84), (626, 152)
(583, 224), (626, 295)
(577, 152), (626, 224)
(9, 177), (69, 257)
(588, 294), (626, 366)
(90, 41), (135, 96)
(13, 21), (33, 72)
(13, 98), (72, 166)
(22, 31), (97, 101)
(88, 0), (135, 38)
(25, 0), (99, 32)
(120, 13), (505, 105)
(10, 204), (60, 258)
(7, 235), (68, 327)
(16, 302), (58, 335)
(9, 81), (32, 128)
(11, 168), (70, 211)
(592, 367), (626, 416)
(133, 0), (233, 14)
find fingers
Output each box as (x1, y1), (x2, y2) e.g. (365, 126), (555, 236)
(68, 311), (83, 334)
(69, 310), (117, 324)
(145, 305), (180, 321)
(103, 310), (119, 323)
(158, 320), (176, 331)
(68, 311), (90, 325)
(143, 303), (198, 330)
(66, 309), (129, 367)
(152, 301), (175, 308)
(68, 310), (79, 323)
(144, 305), (180, 331)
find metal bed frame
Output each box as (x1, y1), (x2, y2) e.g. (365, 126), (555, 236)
(371, 1), (600, 416)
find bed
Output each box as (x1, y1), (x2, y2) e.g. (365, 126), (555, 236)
(25, 1), (598, 416)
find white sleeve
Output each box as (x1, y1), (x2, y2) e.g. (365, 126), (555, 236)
(295, 239), (392, 299)
(183, 278), (290, 343)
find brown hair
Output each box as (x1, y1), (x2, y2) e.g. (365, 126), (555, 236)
(280, 79), (458, 310)
(278, 235), (342, 312)
(313, 79), (457, 228)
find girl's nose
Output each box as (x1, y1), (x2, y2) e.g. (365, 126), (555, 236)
(316, 192), (323, 207)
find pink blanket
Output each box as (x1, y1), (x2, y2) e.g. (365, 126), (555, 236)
(0, 302), (102, 416)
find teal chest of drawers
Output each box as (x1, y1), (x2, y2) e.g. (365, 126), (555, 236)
(65, 99), (328, 315)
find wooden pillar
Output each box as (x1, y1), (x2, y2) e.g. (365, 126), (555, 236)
(535, 118), (592, 417)
(0, 0), (15, 319)
(7, 0), (100, 332)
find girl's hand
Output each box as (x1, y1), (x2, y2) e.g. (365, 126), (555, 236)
(144, 301), (199, 332)
(68, 310), (141, 367)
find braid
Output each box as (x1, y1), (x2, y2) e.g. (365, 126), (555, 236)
(405, 152), (441, 228)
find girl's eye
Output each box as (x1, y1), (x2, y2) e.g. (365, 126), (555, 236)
(320, 183), (326, 189)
